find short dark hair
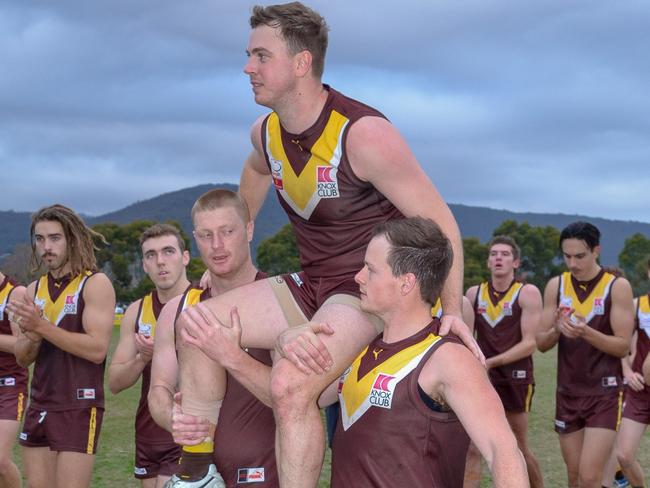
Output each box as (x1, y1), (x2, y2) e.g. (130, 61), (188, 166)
(372, 217), (453, 305)
(488, 235), (521, 261)
(140, 223), (186, 253)
(559, 221), (601, 250)
(250, 2), (329, 79)
(30, 204), (107, 276)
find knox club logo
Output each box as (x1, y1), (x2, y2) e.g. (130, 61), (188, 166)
(370, 373), (396, 409)
(316, 166), (339, 198)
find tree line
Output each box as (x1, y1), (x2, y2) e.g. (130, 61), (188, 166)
(2, 219), (649, 303)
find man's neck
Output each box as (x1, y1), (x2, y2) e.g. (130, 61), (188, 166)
(573, 264), (601, 282)
(209, 261), (259, 296)
(49, 263), (72, 279)
(491, 273), (514, 292)
(157, 278), (191, 304)
(274, 82), (328, 134)
(381, 303), (432, 344)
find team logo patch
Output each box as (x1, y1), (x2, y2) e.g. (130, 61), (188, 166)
(559, 297), (572, 311)
(63, 295), (78, 315)
(270, 158), (283, 190)
(593, 297), (605, 315)
(77, 388), (96, 400)
(640, 313), (650, 338)
(237, 467), (265, 483)
(34, 298), (46, 312)
(316, 166), (339, 199)
(601, 376), (618, 388)
(370, 373), (395, 409)
(477, 306), (487, 314)
(290, 273), (303, 287)
(338, 367), (351, 394)
(0, 377), (16, 386)
(19, 432), (27, 440)
(502, 301), (513, 316)
(134, 467), (147, 475)
(512, 370), (527, 380)
(555, 419), (566, 430)
(138, 323), (152, 337)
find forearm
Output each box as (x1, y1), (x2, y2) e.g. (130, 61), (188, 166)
(224, 351), (272, 407)
(14, 336), (41, 367)
(37, 320), (109, 363)
(536, 327), (560, 352)
(239, 161), (270, 220)
(0, 336), (17, 354)
(149, 385), (174, 432)
(487, 339), (536, 369)
(439, 227), (463, 317)
(108, 355), (147, 394)
(583, 328), (629, 358)
(490, 447), (529, 488)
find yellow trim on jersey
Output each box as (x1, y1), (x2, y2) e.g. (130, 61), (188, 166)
(477, 281), (524, 327)
(339, 332), (443, 431)
(431, 298), (442, 319)
(524, 384), (534, 413)
(182, 439), (215, 454)
(265, 109), (349, 220)
(0, 280), (15, 318)
(638, 295), (650, 339)
(181, 288), (204, 310)
(559, 271), (616, 322)
(137, 293), (158, 338)
(615, 390), (624, 430)
(86, 407), (97, 454)
(34, 272), (92, 326)
(16, 392), (24, 421)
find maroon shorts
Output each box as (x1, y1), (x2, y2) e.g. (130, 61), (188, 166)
(19, 406), (104, 454)
(278, 272), (360, 319)
(493, 383), (534, 413)
(622, 387), (650, 425)
(0, 385), (27, 421)
(554, 391), (623, 434)
(134, 438), (181, 479)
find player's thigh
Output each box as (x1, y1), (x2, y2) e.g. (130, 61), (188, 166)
(578, 427), (616, 474)
(295, 299), (378, 394)
(559, 429), (584, 472)
(22, 446), (56, 488)
(139, 477), (157, 488)
(615, 417), (647, 459)
(188, 278), (291, 349)
(505, 411), (529, 446)
(154, 475), (171, 488)
(0, 419), (20, 456)
(55, 451), (95, 488)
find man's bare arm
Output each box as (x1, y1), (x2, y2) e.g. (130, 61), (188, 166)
(486, 284), (541, 369)
(239, 116), (272, 220)
(13, 282), (42, 367)
(0, 285), (25, 354)
(536, 277), (562, 352)
(420, 343), (529, 487)
(108, 301), (149, 394)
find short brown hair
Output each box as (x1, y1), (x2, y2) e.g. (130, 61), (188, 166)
(191, 188), (251, 224)
(139, 223), (186, 252)
(30, 204), (107, 276)
(487, 235), (521, 261)
(250, 2), (329, 79)
(372, 217), (453, 305)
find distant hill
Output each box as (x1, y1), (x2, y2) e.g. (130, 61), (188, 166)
(2, 185), (649, 265)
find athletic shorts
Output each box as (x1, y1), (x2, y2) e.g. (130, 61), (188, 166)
(268, 272), (383, 332)
(134, 438), (181, 479)
(0, 385), (27, 421)
(493, 383), (534, 413)
(554, 391), (623, 434)
(622, 387), (650, 425)
(19, 406), (104, 454)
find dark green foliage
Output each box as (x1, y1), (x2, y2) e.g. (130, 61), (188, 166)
(619, 233), (650, 296)
(256, 223), (300, 276)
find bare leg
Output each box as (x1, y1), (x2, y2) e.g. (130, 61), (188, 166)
(506, 411), (543, 488)
(601, 446), (618, 487)
(559, 429), (584, 488)
(0, 420), (21, 488)
(21, 447), (56, 488)
(140, 477), (157, 488)
(270, 302), (377, 488)
(463, 441), (482, 488)
(615, 418), (647, 486)
(577, 427), (617, 488)
(54, 452), (95, 488)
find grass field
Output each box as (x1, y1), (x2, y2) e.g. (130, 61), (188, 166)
(10, 327), (650, 486)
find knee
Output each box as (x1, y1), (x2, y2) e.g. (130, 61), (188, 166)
(616, 446), (635, 468)
(0, 457), (16, 476)
(270, 359), (313, 414)
(578, 470), (600, 487)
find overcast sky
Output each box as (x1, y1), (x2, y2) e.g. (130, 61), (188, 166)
(1, 0), (648, 223)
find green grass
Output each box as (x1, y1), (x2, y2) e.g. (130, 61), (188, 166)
(11, 330), (650, 486)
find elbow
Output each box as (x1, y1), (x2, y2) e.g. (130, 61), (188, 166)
(614, 344), (630, 359)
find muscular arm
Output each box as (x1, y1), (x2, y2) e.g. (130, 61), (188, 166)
(19, 273), (115, 364)
(13, 282), (43, 367)
(108, 301), (148, 394)
(420, 342), (528, 487)
(486, 284), (541, 369)
(347, 117), (463, 317)
(149, 296), (182, 432)
(465, 287), (479, 335)
(238, 116), (272, 220)
(536, 277), (562, 352)
(462, 295), (475, 335)
(0, 285), (25, 354)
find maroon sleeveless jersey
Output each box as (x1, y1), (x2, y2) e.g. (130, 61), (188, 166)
(30, 272), (105, 410)
(261, 85), (403, 280)
(631, 293), (650, 391)
(331, 320), (470, 487)
(0, 276), (28, 388)
(134, 289), (178, 444)
(556, 270), (621, 396)
(178, 272), (277, 486)
(474, 280), (534, 385)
